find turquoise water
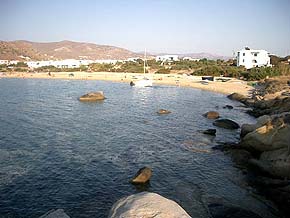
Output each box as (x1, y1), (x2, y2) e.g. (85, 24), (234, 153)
(0, 78), (276, 218)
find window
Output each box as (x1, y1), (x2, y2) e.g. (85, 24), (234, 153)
(242, 59), (244, 62)
(254, 53), (257, 57)
(243, 53), (245, 56)
(252, 60), (257, 63)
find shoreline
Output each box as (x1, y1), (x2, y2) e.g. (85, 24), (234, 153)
(0, 71), (253, 96)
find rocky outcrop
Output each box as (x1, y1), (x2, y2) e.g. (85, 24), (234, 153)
(130, 167), (152, 184)
(203, 111), (220, 119)
(157, 109), (171, 115)
(226, 79), (290, 217)
(108, 192), (191, 218)
(213, 119), (240, 129)
(78, 91), (106, 101)
(241, 113), (290, 155)
(249, 96), (290, 117)
(39, 209), (70, 218)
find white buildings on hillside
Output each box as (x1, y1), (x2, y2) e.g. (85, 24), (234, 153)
(26, 59), (121, 69)
(236, 47), (271, 69)
(26, 59), (95, 69)
(155, 55), (179, 62)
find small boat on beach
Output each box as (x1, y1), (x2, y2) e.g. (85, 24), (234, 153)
(202, 76), (214, 81)
(130, 78), (153, 87)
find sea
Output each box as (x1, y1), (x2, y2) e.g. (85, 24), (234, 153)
(0, 78), (278, 218)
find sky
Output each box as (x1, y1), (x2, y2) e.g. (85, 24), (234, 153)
(0, 0), (289, 56)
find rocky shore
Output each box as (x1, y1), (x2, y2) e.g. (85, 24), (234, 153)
(224, 78), (290, 218)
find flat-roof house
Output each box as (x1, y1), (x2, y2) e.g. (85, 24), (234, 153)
(236, 47), (271, 69)
(155, 55), (179, 62)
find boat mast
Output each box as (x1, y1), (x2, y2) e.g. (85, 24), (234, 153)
(144, 48), (146, 74)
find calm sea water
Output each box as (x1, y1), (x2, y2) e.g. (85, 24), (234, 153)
(0, 78), (277, 218)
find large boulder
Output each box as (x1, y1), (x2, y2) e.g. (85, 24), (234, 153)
(241, 113), (290, 152)
(78, 91), (106, 101)
(109, 192), (191, 218)
(203, 111), (220, 119)
(213, 119), (240, 129)
(130, 167), (152, 184)
(240, 115), (271, 137)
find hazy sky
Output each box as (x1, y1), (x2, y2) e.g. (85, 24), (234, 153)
(0, 0), (289, 56)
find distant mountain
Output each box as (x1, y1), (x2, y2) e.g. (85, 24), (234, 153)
(0, 40), (138, 61)
(0, 40), (232, 61)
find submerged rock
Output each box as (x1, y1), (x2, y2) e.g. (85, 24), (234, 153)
(157, 109), (171, 115)
(223, 105), (234, 109)
(208, 203), (263, 218)
(78, 91), (106, 101)
(108, 192), (191, 218)
(203, 111), (220, 119)
(130, 167), (152, 184)
(213, 119), (240, 129)
(202, 129), (216, 136)
(39, 209), (70, 218)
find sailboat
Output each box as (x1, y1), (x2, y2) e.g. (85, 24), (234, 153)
(130, 49), (153, 87)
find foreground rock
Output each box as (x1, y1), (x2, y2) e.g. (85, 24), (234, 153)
(39, 209), (70, 218)
(203, 111), (220, 119)
(109, 192), (191, 218)
(157, 109), (171, 115)
(78, 91), (106, 101)
(130, 167), (152, 184)
(213, 119), (240, 129)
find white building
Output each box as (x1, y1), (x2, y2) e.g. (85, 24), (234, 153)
(0, 60), (9, 65)
(236, 47), (271, 69)
(155, 55), (179, 62)
(182, 57), (200, 61)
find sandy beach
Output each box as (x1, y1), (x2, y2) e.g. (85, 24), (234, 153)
(0, 72), (253, 96)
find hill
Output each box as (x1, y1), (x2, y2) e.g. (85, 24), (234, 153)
(0, 40), (138, 61)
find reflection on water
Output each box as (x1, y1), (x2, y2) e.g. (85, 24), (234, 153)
(0, 79), (276, 218)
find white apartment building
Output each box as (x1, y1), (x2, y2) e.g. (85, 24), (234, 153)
(155, 55), (179, 62)
(236, 47), (271, 69)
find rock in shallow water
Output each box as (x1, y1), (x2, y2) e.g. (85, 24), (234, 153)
(78, 91), (106, 101)
(203, 111), (220, 119)
(108, 192), (191, 218)
(213, 119), (240, 129)
(157, 109), (171, 115)
(130, 167), (152, 184)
